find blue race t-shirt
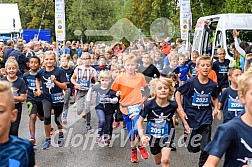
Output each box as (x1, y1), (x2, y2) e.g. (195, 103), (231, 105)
(178, 65), (189, 82)
(0, 77), (26, 111)
(60, 67), (74, 88)
(212, 59), (230, 86)
(204, 116), (252, 167)
(140, 99), (177, 138)
(23, 71), (43, 103)
(218, 87), (245, 123)
(0, 135), (35, 167)
(177, 77), (218, 129)
(36, 67), (67, 103)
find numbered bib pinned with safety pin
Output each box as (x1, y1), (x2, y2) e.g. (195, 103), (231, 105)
(126, 104), (141, 118)
(192, 88), (211, 107)
(147, 120), (169, 138)
(227, 95), (244, 112)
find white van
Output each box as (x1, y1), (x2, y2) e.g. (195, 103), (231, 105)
(192, 14), (252, 62)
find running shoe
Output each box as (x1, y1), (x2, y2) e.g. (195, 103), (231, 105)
(62, 115), (67, 124)
(42, 138), (51, 150)
(96, 137), (102, 144)
(138, 146), (149, 159)
(86, 125), (92, 131)
(104, 139), (110, 146)
(131, 149), (139, 163)
(113, 122), (120, 129)
(30, 138), (36, 146)
(58, 133), (64, 147)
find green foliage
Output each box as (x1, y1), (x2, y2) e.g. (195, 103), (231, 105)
(2, 0), (252, 42)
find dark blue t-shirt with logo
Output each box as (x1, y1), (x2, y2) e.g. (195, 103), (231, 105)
(188, 61), (196, 76)
(204, 116), (252, 167)
(0, 135), (35, 167)
(60, 67), (74, 88)
(140, 99), (177, 138)
(219, 87), (245, 123)
(212, 59), (230, 86)
(0, 77), (26, 111)
(177, 77), (218, 129)
(36, 67), (67, 103)
(23, 71), (43, 103)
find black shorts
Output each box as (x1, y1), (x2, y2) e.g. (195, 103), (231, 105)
(149, 136), (173, 155)
(184, 125), (211, 153)
(27, 101), (44, 117)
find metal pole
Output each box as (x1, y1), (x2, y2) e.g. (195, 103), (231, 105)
(56, 40), (59, 67)
(63, 40), (66, 54)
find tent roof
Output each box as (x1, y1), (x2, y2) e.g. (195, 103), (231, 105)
(0, 3), (22, 34)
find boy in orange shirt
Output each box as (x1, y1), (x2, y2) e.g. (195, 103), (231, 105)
(111, 54), (150, 163)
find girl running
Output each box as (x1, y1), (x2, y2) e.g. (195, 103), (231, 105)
(138, 78), (190, 167)
(36, 51), (67, 150)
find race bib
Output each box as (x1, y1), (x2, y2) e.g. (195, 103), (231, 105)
(126, 104), (141, 118)
(192, 92), (211, 107)
(219, 65), (228, 74)
(51, 92), (64, 103)
(78, 80), (90, 90)
(27, 79), (36, 90)
(227, 98), (244, 112)
(98, 93), (110, 103)
(147, 121), (169, 138)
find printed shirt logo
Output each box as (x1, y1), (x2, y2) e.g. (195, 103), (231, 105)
(66, 73), (70, 84)
(43, 76), (55, 94)
(237, 138), (252, 165)
(146, 110), (170, 138)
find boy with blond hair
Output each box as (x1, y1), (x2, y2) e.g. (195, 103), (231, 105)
(204, 68), (252, 167)
(175, 55), (219, 167)
(111, 54), (150, 163)
(0, 81), (35, 166)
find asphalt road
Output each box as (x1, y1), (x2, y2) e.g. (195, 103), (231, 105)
(19, 102), (224, 167)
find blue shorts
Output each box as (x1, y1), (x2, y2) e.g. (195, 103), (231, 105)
(122, 114), (140, 141)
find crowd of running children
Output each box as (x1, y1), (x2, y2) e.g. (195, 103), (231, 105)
(0, 29), (252, 167)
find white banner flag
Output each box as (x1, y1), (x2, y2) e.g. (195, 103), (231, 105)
(55, 0), (66, 41)
(180, 0), (192, 41)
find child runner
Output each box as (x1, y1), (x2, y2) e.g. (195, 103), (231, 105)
(36, 51), (67, 150)
(86, 70), (118, 145)
(94, 56), (109, 81)
(161, 54), (180, 78)
(71, 52), (98, 131)
(111, 64), (126, 129)
(23, 56), (44, 146)
(188, 50), (199, 78)
(204, 69), (252, 167)
(177, 54), (189, 85)
(138, 78), (190, 167)
(111, 54), (150, 163)
(175, 55), (220, 167)
(0, 81), (36, 167)
(218, 67), (244, 123)
(212, 48), (230, 94)
(1, 58), (26, 136)
(60, 54), (74, 124)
